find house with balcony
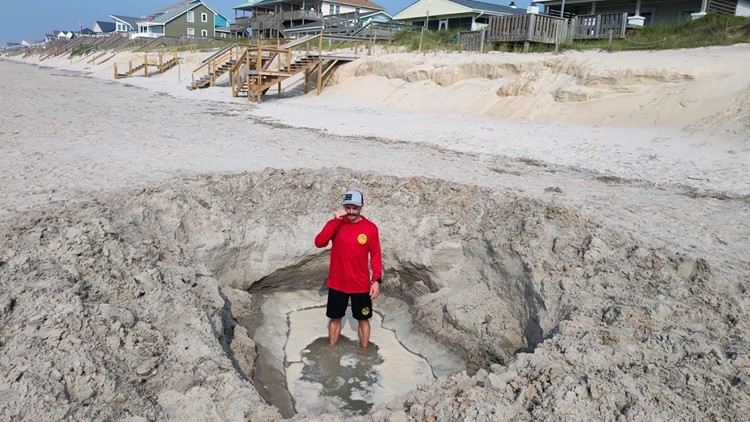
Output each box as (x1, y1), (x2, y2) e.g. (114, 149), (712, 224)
(111, 15), (140, 34)
(233, 0), (385, 38)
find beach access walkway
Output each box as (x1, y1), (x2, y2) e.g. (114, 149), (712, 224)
(188, 33), (366, 102)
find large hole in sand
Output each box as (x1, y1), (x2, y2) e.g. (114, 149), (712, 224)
(166, 170), (568, 418)
(6, 169), (599, 419)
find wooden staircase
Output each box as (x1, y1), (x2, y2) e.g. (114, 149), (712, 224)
(116, 62), (147, 78)
(188, 58), (236, 90)
(184, 34), (366, 102)
(188, 44), (253, 90)
(114, 52), (178, 79)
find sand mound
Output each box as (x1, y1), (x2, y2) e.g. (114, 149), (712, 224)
(328, 45), (750, 131)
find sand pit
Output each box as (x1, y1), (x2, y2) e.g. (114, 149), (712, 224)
(0, 44), (749, 420)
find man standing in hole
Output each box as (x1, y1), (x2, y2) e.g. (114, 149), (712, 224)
(315, 189), (382, 347)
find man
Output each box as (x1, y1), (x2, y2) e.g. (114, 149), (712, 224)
(315, 189), (382, 347)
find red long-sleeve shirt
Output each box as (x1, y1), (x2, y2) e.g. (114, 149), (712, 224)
(314, 216), (382, 294)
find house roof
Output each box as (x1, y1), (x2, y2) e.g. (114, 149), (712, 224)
(449, 0), (525, 14)
(332, 0), (386, 10)
(249, 0), (385, 10)
(147, 1), (228, 25)
(394, 0), (524, 20)
(233, 0), (265, 9)
(154, 0), (195, 14)
(94, 21), (116, 32)
(110, 15), (141, 29)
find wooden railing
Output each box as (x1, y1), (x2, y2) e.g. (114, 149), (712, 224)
(487, 14), (567, 46)
(191, 44), (244, 87)
(113, 52), (177, 79)
(486, 12), (629, 47)
(571, 12), (627, 40)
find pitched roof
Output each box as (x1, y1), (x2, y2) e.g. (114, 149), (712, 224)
(448, 0), (524, 14)
(94, 21), (116, 32)
(335, 0), (386, 10)
(154, 0), (195, 14)
(149, 1), (227, 25)
(110, 15), (141, 29)
(395, 0), (523, 19)
(252, 0), (385, 10)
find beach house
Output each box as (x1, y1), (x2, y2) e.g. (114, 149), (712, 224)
(111, 15), (140, 34)
(134, 1), (231, 39)
(234, 0), (386, 38)
(92, 21), (116, 36)
(393, 0), (525, 31)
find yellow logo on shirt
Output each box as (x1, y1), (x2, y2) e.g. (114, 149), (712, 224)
(357, 234), (367, 245)
(362, 307), (370, 316)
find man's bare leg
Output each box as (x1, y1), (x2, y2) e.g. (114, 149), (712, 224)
(328, 318), (342, 345)
(358, 319), (370, 347)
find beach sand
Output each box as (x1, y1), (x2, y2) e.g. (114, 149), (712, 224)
(0, 44), (748, 420)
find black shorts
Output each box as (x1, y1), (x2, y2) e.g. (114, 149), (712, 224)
(326, 287), (373, 320)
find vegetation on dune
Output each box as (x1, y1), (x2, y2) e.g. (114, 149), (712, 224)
(387, 13), (750, 53)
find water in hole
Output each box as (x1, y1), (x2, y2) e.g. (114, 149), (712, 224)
(285, 306), (435, 416)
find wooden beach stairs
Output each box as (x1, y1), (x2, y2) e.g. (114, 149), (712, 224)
(114, 52), (179, 79)
(187, 34), (367, 102)
(187, 36), (316, 91)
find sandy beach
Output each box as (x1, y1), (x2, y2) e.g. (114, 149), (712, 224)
(0, 43), (748, 420)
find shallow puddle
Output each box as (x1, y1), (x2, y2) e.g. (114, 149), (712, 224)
(250, 290), (465, 417)
(286, 308), (434, 416)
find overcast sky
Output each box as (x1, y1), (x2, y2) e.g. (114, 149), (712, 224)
(1, 0), (531, 45)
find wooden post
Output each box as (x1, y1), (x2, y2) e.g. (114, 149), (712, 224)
(129, 60), (133, 75)
(277, 81), (281, 98)
(317, 30), (324, 95)
(304, 68), (309, 94)
(256, 46), (263, 103)
(159, 53), (163, 73)
(524, 14), (536, 53)
(144, 55), (149, 77)
(114, 63), (118, 79)
(251, 73), (253, 103)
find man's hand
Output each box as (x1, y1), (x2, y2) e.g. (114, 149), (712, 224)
(369, 281), (380, 300)
(334, 209), (346, 219)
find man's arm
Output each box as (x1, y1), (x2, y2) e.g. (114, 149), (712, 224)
(369, 225), (382, 281)
(314, 217), (344, 248)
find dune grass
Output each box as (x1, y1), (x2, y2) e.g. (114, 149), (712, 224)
(388, 13), (750, 53)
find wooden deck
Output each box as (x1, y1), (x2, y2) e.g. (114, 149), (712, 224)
(484, 12), (629, 51)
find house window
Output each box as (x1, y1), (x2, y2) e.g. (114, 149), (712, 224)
(201, 29), (208, 37)
(187, 27), (195, 35)
(202, 13), (208, 22)
(187, 11), (195, 22)
(329, 4), (340, 14)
